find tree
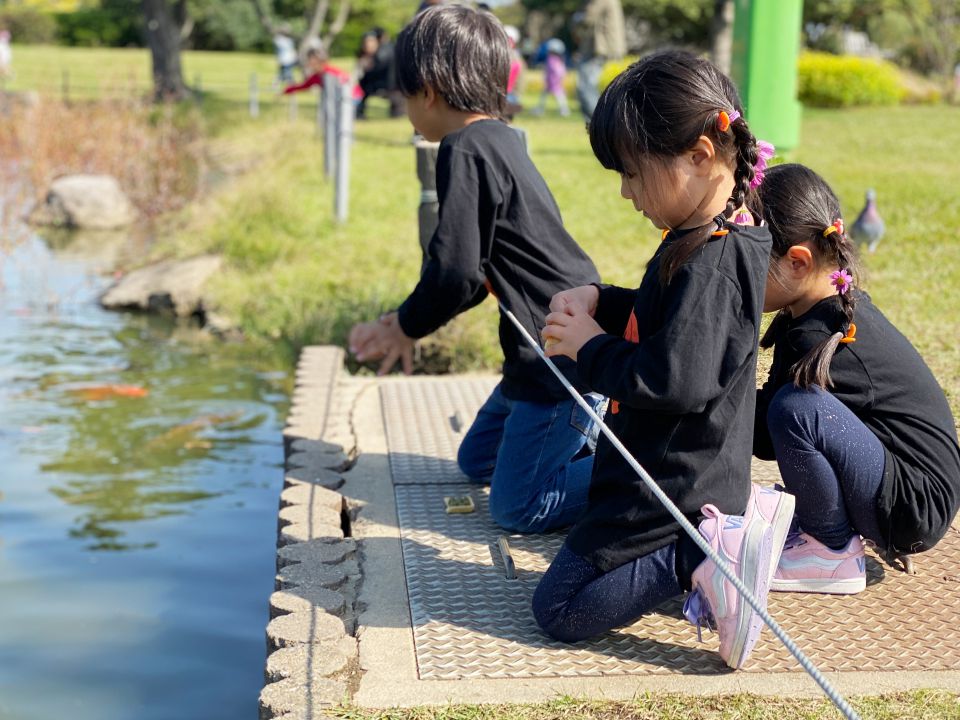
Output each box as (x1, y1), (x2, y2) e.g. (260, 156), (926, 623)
(709, 0), (734, 74)
(249, 0), (352, 58)
(142, 0), (190, 101)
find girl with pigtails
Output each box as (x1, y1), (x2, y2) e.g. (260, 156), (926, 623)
(533, 50), (795, 670)
(755, 164), (960, 593)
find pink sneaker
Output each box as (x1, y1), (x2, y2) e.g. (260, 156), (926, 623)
(771, 533), (866, 594)
(682, 503), (775, 669)
(743, 483), (795, 585)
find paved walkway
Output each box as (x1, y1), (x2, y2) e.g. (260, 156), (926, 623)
(259, 346), (960, 719)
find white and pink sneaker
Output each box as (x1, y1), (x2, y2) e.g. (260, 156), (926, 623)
(682, 503), (777, 669)
(743, 483), (796, 585)
(771, 532), (867, 595)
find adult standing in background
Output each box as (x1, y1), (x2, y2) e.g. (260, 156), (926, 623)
(573, 0), (626, 121)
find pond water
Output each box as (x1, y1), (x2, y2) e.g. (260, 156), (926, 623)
(0, 229), (290, 720)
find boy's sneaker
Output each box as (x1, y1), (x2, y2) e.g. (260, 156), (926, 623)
(682, 503), (776, 670)
(771, 533), (866, 595)
(743, 483), (796, 586)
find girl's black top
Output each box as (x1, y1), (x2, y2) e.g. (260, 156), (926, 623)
(566, 222), (772, 572)
(755, 292), (960, 554)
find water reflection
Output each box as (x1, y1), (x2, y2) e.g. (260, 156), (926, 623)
(0, 227), (292, 719)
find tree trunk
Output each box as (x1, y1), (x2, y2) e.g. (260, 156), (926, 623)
(142, 0), (189, 101)
(710, 0), (735, 75)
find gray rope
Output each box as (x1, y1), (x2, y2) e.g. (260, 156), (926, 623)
(500, 301), (860, 720)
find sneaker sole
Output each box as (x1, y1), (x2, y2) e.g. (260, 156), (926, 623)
(765, 492), (795, 586)
(770, 576), (866, 594)
(728, 520), (774, 669)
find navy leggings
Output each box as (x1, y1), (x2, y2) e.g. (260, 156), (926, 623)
(767, 384), (885, 548)
(532, 536), (704, 642)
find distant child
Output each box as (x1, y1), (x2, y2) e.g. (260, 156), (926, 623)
(534, 50), (794, 670)
(348, 6), (603, 534)
(535, 39), (569, 117)
(0, 29), (11, 81)
(273, 25), (299, 84)
(755, 163), (960, 592)
(282, 46), (352, 96)
(504, 25), (525, 109)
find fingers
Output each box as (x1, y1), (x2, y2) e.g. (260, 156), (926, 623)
(401, 344), (414, 375)
(548, 293), (569, 314)
(377, 348), (400, 376)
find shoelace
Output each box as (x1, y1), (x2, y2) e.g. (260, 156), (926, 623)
(682, 588), (716, 642)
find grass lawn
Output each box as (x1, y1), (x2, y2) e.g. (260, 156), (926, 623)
(7, 47), (960, 415)
(147, 100), (960, 419)
(330, 691), (960, 720)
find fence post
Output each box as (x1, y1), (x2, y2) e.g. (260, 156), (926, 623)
(415, 140), (441, 276)
(249, 73), (259, 118)
(288, 93), (298, 121)
(323, 74), (337, 179)
(334, 82), (353, 223)
(61, 70), (70, 104)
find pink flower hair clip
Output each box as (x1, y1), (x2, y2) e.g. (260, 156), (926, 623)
(830, 268), (853, 295)
(749, 140), (776, 189)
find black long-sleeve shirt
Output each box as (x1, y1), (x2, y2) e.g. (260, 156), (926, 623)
(565, 223), (772, 571)
(397, 119), (600, 402)
(755, 292), (960, 554)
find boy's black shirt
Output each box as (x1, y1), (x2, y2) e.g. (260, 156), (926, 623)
(397, 119), (600, 402)
(755, 292), (960, 554)
(566, 223), (772, 572)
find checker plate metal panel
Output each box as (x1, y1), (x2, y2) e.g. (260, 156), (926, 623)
(381, 377), (497, 484)
(385, 376), (960, 679)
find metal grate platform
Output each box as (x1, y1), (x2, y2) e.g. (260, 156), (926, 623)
(383, 376), (960, 680)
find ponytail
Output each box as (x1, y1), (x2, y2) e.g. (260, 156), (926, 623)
(788, 223), (860, 389)
(657, 111), (760, 285)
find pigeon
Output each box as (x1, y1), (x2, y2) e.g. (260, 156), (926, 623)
(851, 188), (885, 253)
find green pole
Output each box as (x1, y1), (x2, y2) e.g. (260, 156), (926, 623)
(731, 0), (803, 152)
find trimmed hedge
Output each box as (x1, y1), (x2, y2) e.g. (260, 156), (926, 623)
(798, 51), (904, 108)
(0, 8), (58, 44)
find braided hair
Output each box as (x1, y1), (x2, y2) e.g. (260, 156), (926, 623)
(589, 50), (760, 285)
(758, 163), (860, 389)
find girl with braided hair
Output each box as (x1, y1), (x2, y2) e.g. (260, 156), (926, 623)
(533, 50), (793, 670)
(756, 163), (960, 593)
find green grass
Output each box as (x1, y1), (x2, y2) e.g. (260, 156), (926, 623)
(7, 46), (959, 413)
(155, 102), (960, 416)
(330, 690), (960, 720)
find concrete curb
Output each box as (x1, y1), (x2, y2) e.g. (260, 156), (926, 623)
(260, 346), (370, 720)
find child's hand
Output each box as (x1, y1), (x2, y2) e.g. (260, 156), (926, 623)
(542, 305), (603, 361)
(348, 313), (416, 375)
(549, 285), (599, 316)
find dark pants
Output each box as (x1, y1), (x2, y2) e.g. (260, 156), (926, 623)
(532, 537), (704, 643)
(767, 384), (885, 548)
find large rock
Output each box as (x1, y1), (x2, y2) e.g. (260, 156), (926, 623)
(101, 255), (222, 317)
(30, 174), (137, 230)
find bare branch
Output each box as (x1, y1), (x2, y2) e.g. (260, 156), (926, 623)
(249, 0), (276, 35)
(322, 0), (351, 49)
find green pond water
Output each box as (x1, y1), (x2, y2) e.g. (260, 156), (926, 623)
(0, 228), (292, 719)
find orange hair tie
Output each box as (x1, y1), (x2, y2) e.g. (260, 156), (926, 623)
(839, 322), (857, 344)
(717, 111), (731, 132)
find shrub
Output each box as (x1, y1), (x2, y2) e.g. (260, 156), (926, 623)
(798, 51), (904, 108)
(0, 8), (58, 44)
(599, 56), (639, 92)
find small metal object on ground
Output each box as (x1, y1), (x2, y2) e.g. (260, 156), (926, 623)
(494, 536), (517, 580)
(443, 495), (475, 514)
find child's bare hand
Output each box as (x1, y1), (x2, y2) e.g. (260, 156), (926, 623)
(542, 305), (603, 360)
(549, 285), (599, 316)
(349, 313), (415, 376)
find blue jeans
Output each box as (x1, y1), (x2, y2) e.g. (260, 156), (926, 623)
(533, 541), (705, 642)
(457, 383), (603, 533)
(767, 384), (885, 548)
